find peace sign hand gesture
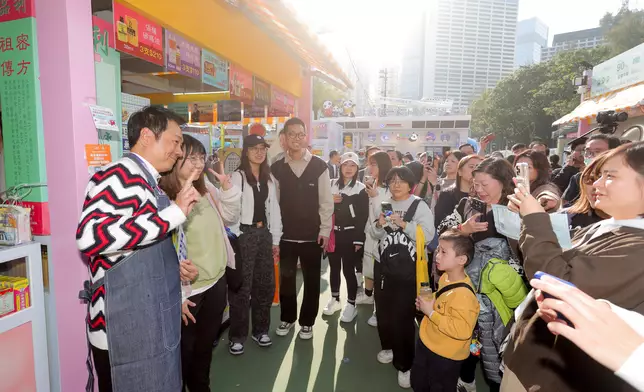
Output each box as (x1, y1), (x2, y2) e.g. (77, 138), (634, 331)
(176, 170), (201, 216)
(208, 162), (232, 191)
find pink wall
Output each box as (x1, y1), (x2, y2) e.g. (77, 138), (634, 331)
(35, 0), (97, 389)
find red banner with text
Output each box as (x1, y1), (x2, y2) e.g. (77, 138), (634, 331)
(112, 1), (163, 66)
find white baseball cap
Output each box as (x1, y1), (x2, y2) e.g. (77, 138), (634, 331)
(340, 152), (360, 166)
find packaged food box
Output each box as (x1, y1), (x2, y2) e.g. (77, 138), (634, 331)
(0, 276), (30, 311)
(0, 205), (32, 246)
(0, 287), (14, 317)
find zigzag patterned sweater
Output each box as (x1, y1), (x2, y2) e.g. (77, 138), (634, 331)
(76, 158), (185, 350)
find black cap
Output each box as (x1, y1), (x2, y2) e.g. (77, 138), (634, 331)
(244, 134), (269, 148)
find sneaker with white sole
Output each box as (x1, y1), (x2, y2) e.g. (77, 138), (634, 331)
(340, 303), (358, 323)
(398, 370), (411, 389)
(228, 342), (244, 355)
(355, 291), (375, 305)
(457, 379), (476, 392)
(368, 312), (378, 327)
(322, 298), (342, 316)
(299, 326), (313, 340)
(252, 334), (272, 347)
(275, 322), (295, 336)
(377, 349), (393, 364)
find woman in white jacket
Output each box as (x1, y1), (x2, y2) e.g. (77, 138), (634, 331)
(359, 151), (393, 327)
(227, 134), (282, 355)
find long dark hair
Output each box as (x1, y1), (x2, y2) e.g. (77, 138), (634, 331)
(370, 151), (393, 186)
(238, 143), (271, 186)
(159, 134), (207, 200)
(515, 149), (551, 190)
(472, 157), (516, 205)
(455, 155), (483, 195)
(338, 162), (358, 190)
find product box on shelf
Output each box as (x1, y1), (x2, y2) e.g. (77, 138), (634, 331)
(0, 205), (32, 246)
(0, 276), (30, 312)
(0, 286), (14, 317)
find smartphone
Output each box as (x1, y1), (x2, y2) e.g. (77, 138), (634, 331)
(516, 162), (531, 195)
(381, 201), (394, 217)
(470, 198), (487, 221)
(534, 271), (576, 326)
(364, 175), (376, 188)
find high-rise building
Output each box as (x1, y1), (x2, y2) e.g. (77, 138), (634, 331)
(541, 27), (605, 62)
(515, 17), (549, 68)
(421, 0), (519, 113)
(400, 12), (427, 100)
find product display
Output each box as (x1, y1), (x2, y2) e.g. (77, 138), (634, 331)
(0, 287), (13, 317)
(0, 276), (30, 317)
(0, 205), (32, 246)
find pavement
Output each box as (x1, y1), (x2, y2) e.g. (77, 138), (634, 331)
(209, 258), (488, 392)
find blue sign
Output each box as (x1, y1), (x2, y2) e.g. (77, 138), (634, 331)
(202, 49), (228, 90)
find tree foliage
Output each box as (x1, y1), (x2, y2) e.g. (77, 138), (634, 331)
(470, 47), (611, 145)
(601, 9), (644, 56)
(312, 77), (347, 119)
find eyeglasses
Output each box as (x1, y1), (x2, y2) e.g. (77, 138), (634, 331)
(388, 178), (408, 187)
(286, 132), (307, 140)
(249, 145), (267, 154)
(584, 149), (605, 158)
(187, 155), (206, 165)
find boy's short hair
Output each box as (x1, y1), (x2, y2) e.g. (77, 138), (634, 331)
(439, 229), (475, 266)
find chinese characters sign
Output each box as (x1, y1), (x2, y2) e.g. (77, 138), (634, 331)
(592, 42), (644, 97)
(113, 1), (163, 66)
(0, 0), (34, 23)
(270, 86), (295, 116)
(202, 49), (228, 90)
(92, 16), (114, 57)
(253, 77), (270, 107)
(229, 64), (253, 105)
(0, 17), (48, 234)
(165, 30), (201, 79)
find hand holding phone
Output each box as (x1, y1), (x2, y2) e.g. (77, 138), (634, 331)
(534, 271), (576, 326)
(381, 201), (394, 217)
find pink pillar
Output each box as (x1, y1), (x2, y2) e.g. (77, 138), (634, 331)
(35, 0), (97, 389)
(299, 69), (313, 139)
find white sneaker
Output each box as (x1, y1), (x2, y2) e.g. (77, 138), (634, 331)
(322, 298), (342, 316)
(299, 326), (313, 340)
(367, 312), (378, 327)
(377, 349), (393, 364)
(355, 291), (374, 305)
(340, 303), (358, 323)
(275, 322), (295, 336)
(457, 379), (476, 392)
(398, 371), (411, 389)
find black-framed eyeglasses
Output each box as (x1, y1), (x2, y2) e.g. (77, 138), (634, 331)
(286, 132), (307, 140)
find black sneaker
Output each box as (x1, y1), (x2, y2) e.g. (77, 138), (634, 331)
(228, 341), (244, 355)
(299, 326), (313, 340)
(252, 334), (272, 347)
(276, 322), (295, 336)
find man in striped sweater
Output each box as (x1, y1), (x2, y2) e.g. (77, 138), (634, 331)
(76, 106), (200, 392)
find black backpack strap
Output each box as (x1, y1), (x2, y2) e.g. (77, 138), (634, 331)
(435, 282), (476, 299)
(403, 198), (422, 223)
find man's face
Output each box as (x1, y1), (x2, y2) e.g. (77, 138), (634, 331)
(388, 151), (401, 167)
(145, 120), (184, 173)
(532, 144), (548, 154)
(332, 154), (341, 165)
(460, 145), (475, 155)
(584, 139), (610, 163)
(284, 124), (306, 152)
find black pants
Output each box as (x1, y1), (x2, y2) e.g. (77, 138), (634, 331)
(92, 346), (113, 392)
(460, 354), (500, 392)
(181, 276), (228, 392)
(374, 261), (416, 372)
(328, 239), (360, 303)
(279, 240), (322, 326)
(228, 227), (275, 343)
(411, 339), (464, 392)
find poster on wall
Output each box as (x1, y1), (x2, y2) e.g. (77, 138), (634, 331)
(202, 50), (228, 90)
(343, 132), (353, 150)
(113, 2), (163, 66)
(217, 100), (242, 122)
(254, 77), (270, 107)
(229, 64), (253, 104)
(270, 87), (295, 116)
(188, 102), (214, 123)
(165, 30), (201, 79)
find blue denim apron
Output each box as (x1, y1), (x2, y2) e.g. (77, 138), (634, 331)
(80, 154), (182, 392)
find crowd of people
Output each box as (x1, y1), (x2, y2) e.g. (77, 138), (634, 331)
(75, 105), (644, 392)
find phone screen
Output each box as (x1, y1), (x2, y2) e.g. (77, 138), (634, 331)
(381, 202), (393, 216)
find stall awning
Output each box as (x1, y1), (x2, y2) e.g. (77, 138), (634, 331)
(553, 82), (644, 126)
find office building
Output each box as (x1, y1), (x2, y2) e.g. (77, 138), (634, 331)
(515, 17), (549, 67)
(422, 0), (519, 113)
(400, 12), (427, 100)
(541, 27), (605, 62)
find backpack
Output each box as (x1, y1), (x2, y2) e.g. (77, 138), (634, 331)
(379, 199), (422, 283)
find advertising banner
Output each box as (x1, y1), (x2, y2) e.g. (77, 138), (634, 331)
(592, 42), (644, 97)
(0, 0), (34, 23)
(113, 1), (163, 66)
(92, 16), (114, 57)
(229, 64), (253, 104)
(270, 87), (295, 116)
(202, 49), (228, 90)
(188, 102), (214, 123)
(254, 77), (270, 107)
(166, 30), (201, 79)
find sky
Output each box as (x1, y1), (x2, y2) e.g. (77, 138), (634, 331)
(287, 0), (637, 71)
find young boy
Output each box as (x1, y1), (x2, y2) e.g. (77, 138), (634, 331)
(411, 229), (480, 392)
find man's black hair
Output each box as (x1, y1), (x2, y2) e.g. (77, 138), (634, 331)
(387, 149), (404, 161)
(280, 117), (306, 134)
(459, 143), (475, 151)
(385, 166), (417, 190)
(329, 150), (340, 159)
(127, 106), (186, 148)
(511, 143), (527, 152)
(569, 137), (588, 152)
(587, 134), (621, 149)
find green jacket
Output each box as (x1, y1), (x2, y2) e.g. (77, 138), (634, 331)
(479, 258), (528, 326)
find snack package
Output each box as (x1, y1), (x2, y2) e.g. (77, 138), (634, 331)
(0, 205), (32, 246)
(0, 287), (14, 317)
(0, 276), (30, 311)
